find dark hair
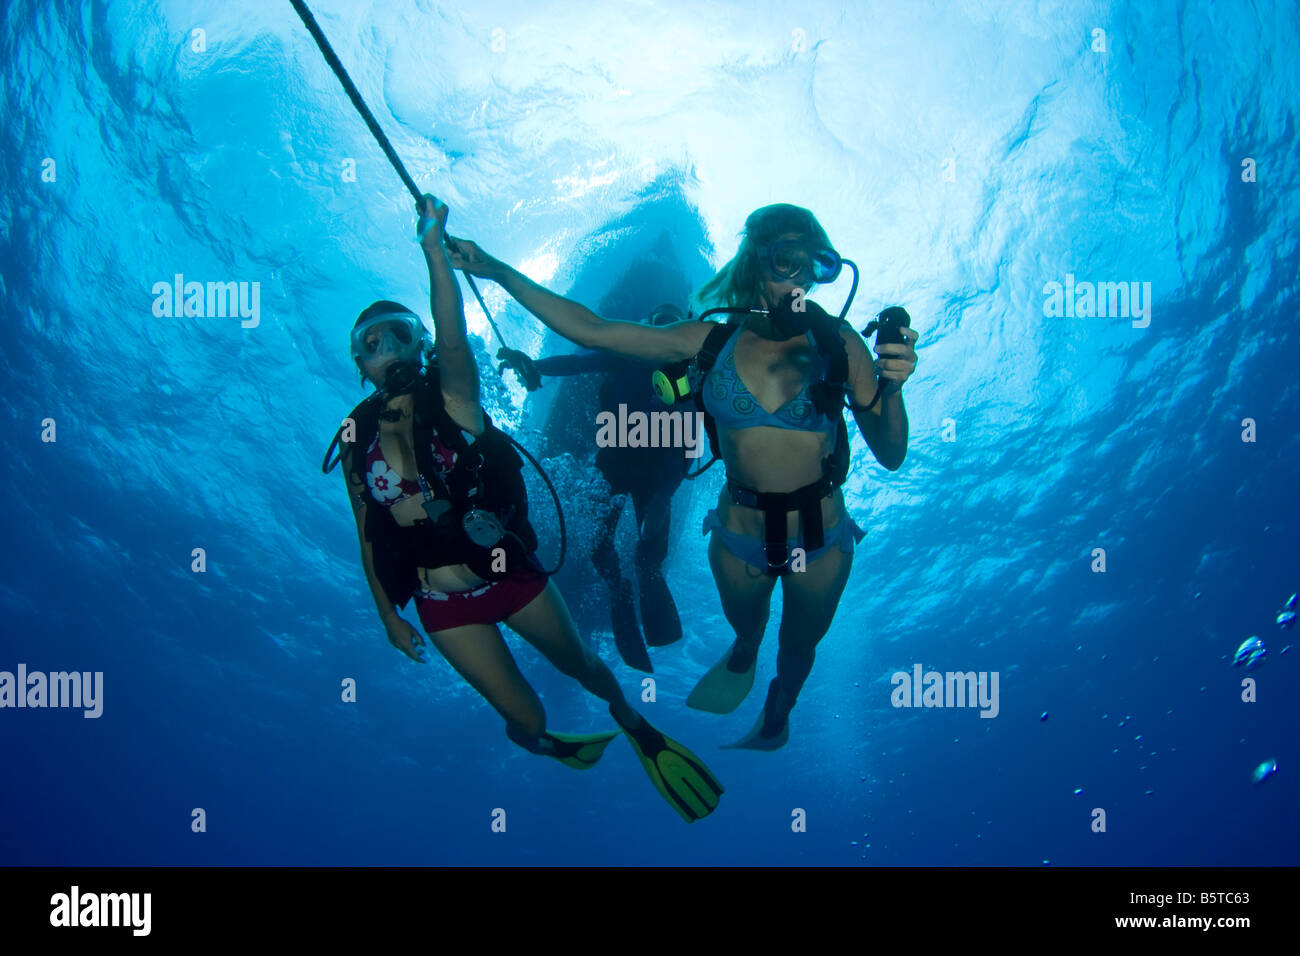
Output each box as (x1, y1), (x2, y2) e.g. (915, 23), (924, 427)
(355, 300), (415, 328)
(353, 300), (418, 387)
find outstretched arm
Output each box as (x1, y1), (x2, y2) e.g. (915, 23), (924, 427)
(841, 323), (915, 471)
(534, 350), (608, 376)
(445, 236), (708, 363)
(417, 196), (484, 434)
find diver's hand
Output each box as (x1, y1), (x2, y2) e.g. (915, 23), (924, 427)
(874, 325), (920, 393)
(384, 616), (427, 663)
(496, 347), (542, 391)
(416, 194), (449, 255)
(444, 235), (503, 279)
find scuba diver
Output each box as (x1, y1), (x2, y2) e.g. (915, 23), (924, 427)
(496, 303), (688, 674)
(444, 203), (918, 750)
(321, 194), (723, 821)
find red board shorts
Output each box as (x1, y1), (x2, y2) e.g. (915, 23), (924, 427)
(412, 567), (548, 633)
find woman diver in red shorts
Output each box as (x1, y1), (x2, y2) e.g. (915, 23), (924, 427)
(323, 195), (723, 821)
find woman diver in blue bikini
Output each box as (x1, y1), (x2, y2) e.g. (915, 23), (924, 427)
(446, 203), (918, 750)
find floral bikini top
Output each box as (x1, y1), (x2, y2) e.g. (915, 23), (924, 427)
(364, 429), (458, 509)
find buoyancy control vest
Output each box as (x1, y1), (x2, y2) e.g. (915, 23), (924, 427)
(322, 368), (541, 609)
(678, 302), (856, 575)
(685, 301), (852, 487)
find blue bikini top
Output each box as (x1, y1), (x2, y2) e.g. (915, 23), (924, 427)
(701, 330), (839, 437)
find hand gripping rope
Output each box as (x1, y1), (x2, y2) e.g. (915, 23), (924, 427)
(287, 0), (510, 349)
(291, 0), (566, 573)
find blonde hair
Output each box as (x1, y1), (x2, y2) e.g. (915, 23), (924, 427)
(692, 204), (834, 318)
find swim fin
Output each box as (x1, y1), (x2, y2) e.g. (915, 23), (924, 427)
(723, 678), (789, 751)
(616, 714), (724, 823)
(611, 579), (653, 672)
(686, 643), (756, 714)
(543, 730), (621, 770)
(639, 566), (683, 647)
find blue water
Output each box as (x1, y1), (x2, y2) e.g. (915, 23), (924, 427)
(2, 0), (1297, 866)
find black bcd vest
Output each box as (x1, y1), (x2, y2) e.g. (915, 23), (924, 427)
(323, 370), (540, 609)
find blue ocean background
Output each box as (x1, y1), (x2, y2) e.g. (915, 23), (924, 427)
(2, 0), (1297, 865)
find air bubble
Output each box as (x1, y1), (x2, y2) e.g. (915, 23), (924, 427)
(1252, 759), (1278, 784)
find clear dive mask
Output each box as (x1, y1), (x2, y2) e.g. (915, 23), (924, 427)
(350, 311), (428, 364)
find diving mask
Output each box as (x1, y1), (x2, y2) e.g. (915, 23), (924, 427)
(350, 311), (428, 364)
(763, 240), (842, 286)
(648, 304), (685, 326)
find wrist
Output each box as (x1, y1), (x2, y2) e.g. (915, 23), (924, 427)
(422, 240), (449, 264)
